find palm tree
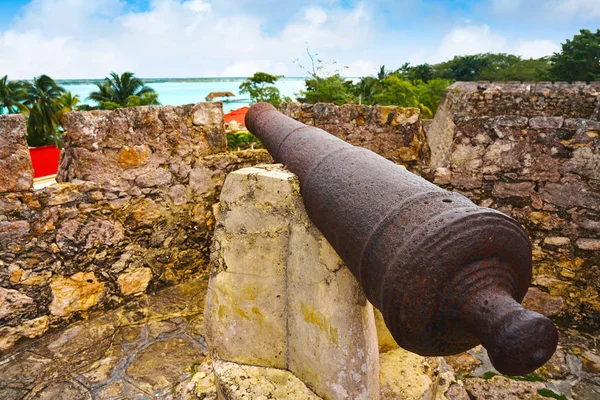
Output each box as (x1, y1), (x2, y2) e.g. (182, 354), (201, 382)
(89, 72), (159, 109)
(23, 75), (65, 147)
(0, 76), (28, 114)
(55, 92), (81, 125)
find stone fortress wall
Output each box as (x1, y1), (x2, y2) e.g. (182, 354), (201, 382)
(281, 82), (600, 332)
(0, 104), (271, 352)
(1, 81), (599, 355)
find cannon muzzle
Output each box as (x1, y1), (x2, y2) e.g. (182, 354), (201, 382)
(246, 102), (558, 376)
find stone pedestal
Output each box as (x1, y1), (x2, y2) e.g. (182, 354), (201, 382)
(204, 165), (449, 400)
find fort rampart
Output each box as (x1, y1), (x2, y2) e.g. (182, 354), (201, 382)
(1, 82), (599, 354)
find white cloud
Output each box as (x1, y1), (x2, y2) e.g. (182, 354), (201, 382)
(434, 25), (507, 62)
(183, 0), (211, 13)
(305, 7), (328, 25)
(0, 0), (373, 79)
(343, 60), (377, 77)
(515, 39), (560, 59)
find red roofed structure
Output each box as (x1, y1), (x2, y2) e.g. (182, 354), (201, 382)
(224, 106), (249, 131)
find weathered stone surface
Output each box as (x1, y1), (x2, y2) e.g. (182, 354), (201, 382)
(49, 272), (105, 317)
(213, 359), (320, 399)
(432, 112), (600, 330)
(463, 376), (545, 400)
(576, 239), (600, 251)
(0, 135), (270, 353)
(492, 181), (535, 198)
(126, 337), (205, 393)
(522, 287), (564, 317)
(0, 114), (33, 193)
(0, 220), (30, 240)
(0, 316), (49, 351)
(58, 103), (227, 185)
(0, 279), (213, 399)
(281, 102), (429, 172)
(379, 348), (440, 400)
(35, 381), (92, 400)
(0, 287), (34, 320)
(205, 166), (379, 399)
(117, 267), (153, 296)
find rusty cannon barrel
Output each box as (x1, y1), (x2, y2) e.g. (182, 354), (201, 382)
(245, 102), (559, 376)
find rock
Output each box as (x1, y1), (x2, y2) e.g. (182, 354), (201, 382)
(543, 237), (571, 246)
(117, 267), (153, 296)
(0, 114), (33, 193)
(0, 220), (30, 241)
(492, 181), (535, 198)
(49, 272), (105, 317)
(169, 184), (188, 205)
(374, 308), (399, 353)
(576, 239), (600, 251)
(189, 166), (218, 195)
(462, 376), (545, 399)
(213, 359), (320, 400)
(125, 337), (205, 393)
(0, 287), (34, 320)
(522, 287), (564, 317)
(0, 316), (50, 351)
(135, 167), (173, 187)
(572, 379), (600, 400)
(529, 117), (564, 129)
(34, 381), (92, 400)
(444, 353), (483, 376)
(380, 347), (440, 400)
(434, 167), (452, 186)
(205, 166), (380, 399)
(118, 145), (152, 168)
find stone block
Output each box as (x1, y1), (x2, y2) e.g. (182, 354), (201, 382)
(213, 360), (320, 399)
(205, 166), (380, 399)
(58, 103), (226, 185)
(0, 114), (33, 193)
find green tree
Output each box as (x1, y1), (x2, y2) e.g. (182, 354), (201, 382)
(23, 75), (65, 147)
(0, 76), (28, 114)
(239, 72), (283, 108)
(414, 79), (453, 118)
(400, 63), (435, 83)
(549, 29), (600, 82)
(89, 72), (159, 109)
(298, 75), (349, 105)
(54, 92), (81, 125)
(373, 76), (419, 107)
(434, 54), (492, 81)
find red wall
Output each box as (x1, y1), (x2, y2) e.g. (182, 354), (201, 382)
(30, 146), (61, 178)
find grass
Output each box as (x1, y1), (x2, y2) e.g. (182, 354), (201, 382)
(537, 388), (567, 400)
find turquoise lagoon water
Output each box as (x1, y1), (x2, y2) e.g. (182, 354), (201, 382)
(59, 77), (307, 114)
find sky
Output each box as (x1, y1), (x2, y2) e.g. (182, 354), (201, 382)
(0, 0), (598, 79)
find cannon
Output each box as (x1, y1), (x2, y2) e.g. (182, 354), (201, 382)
(245, 103), (559, 376)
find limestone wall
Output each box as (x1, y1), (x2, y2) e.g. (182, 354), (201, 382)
(429, 115), (600, 330)
(0, 104), (272, 353)
(280, 102), (429, 172)
(428, 81), (600, 168)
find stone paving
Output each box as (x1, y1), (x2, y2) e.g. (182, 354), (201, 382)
(1, 276), (599, 399)
(0, 279), (217, 400)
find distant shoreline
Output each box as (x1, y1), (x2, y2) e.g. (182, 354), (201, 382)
(59, 77), (311, 84)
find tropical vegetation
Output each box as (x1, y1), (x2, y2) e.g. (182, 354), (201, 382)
(0, 72), (159, 147)
(239, 72), (287, 108)
(296, 29), (600, 118)
(88, 72), (159, 110)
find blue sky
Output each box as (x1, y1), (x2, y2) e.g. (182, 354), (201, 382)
(0, 0), (598, 79)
